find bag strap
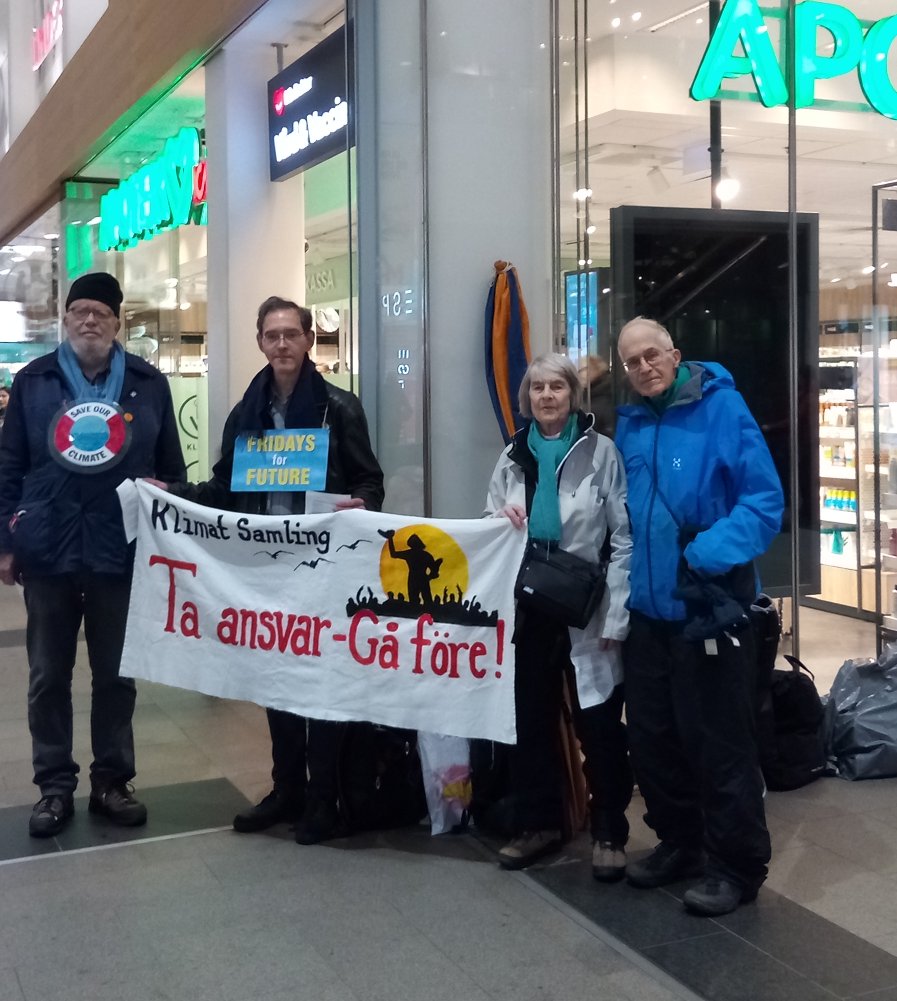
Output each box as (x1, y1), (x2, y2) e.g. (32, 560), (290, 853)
(783, 654), (815, 681)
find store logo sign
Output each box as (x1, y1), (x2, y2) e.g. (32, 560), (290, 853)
(98, 127), (208, 253)
(267, 25), (354, 181)
(691, 0), (897, 118)
(272, 77), (313, 116)
(32, 0), (64, 72)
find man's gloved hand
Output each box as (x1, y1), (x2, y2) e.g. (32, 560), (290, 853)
(673, 568), (750, 642)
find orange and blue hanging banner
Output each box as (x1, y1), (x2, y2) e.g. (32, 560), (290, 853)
(485, 260), (531, 444)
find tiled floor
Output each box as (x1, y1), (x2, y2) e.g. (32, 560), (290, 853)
(0, 584), (895, 1001)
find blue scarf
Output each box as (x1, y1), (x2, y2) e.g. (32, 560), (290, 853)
(57, 340), (126, 403)
(526, 415), (577, 542)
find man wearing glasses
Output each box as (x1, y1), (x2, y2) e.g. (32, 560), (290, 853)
(170, 295), (383, 845)
(615, 316), (783, 916)
(0, 272), (186, 837)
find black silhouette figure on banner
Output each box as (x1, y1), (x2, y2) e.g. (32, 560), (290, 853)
(378, 529), (442, 605)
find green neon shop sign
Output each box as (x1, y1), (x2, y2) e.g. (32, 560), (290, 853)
(98, 127), (208, 252)
(691, 0), (897, 118)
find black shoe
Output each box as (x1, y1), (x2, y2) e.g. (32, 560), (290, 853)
(29, 794), (74, 838)
(683, 877), (759, 916)
(294, 801), (347, 845)
(233, 790), (304, 834)
(88, 781), (147, 827)
(626, 842), (704, 888)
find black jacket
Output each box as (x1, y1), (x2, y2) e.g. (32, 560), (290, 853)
(178, 362), (384, 514)
(0, 348), (187, 575)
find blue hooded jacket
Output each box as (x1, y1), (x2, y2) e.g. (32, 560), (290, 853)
(615, 361), (784, 622)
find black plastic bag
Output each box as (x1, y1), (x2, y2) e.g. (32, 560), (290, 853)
(825, 643), (897, 780)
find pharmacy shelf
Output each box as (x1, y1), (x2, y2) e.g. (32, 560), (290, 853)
(821, 509), (858, 525)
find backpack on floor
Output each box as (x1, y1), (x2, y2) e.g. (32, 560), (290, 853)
(759, 654), (828, 791)
(337, 722), (428, 833)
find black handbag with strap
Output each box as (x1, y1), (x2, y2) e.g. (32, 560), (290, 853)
(514, 538), (609, 629)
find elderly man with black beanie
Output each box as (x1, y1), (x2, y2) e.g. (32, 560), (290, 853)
(0, 272), (186, 837)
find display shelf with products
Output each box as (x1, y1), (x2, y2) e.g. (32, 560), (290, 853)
(813, 359), (864, 612)
(855, 351), (897, 638)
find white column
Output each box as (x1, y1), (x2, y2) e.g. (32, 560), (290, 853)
(6, 0), (38, 144)
(204, 36), (305, 445)
(425, 0), (552, 518)
(63, 0), (108, 64)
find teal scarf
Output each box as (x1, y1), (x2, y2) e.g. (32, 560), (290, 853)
(57, 340), (126, 404)
(527, 415), (577, 541)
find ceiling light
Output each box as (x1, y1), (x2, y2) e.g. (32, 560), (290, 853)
(648, 3), (708, 32)
(43, 233), (59, 240)
(714, 169), (740, 202)
(862, 265), (876, 275)
(830, 277), (841, 283)
(611, 17), (621, 27)
(179, 302), (191, 310)
(164, 278), (179, 287)
(631, 11), (642, 21)
(889, 274), (897, 288)
(11, 256), (25, 263)
(602, 287), (611, 294)
(573, 188), (593, 201)
(87, 216), (101, 225)
(585, 225), (596, 235)
(0, 269), (9, 276)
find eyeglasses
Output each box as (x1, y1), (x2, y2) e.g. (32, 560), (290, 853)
(68, 305), (116, 322)
(621, 347), (674, 373)
(260, 329), (305, 346)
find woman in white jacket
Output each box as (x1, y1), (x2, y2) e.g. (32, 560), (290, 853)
(486, 353), (633, 876)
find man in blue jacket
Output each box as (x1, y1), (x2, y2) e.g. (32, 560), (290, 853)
(0, 273), (186, 838)
(615, 316), (784, 916)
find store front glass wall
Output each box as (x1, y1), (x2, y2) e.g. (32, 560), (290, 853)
(0, 202), (60, 382)
(554, 0), (829, 647)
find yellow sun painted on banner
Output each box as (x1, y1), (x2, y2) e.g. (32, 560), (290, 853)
(379, 525), (469, 601)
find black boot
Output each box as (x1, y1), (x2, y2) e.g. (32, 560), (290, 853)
(233, 789), (304, 833)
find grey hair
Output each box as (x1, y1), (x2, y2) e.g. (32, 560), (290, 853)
(518, 353), (583, 419)
(617, 316), (675, 354)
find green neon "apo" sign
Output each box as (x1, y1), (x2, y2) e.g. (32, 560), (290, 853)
(98, 127), (207, 252)
(691, 0), (897, 117)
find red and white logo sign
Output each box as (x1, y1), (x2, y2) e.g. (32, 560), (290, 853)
(49, 401), (132, 473)
(272, 87), (286, 116)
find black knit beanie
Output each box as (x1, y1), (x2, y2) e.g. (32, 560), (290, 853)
(65, 273), (123, 317)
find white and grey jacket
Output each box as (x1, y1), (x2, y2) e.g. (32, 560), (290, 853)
(484, 411), (632, 707)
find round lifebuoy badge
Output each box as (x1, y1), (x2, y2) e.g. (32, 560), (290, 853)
(49, 401), (132, 473)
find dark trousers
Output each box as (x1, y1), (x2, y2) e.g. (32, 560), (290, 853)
(267, 708), (344, 807)
(24, 573), (136, 796)
(511, 613), (633, 844)
(624, 611), (771, 889)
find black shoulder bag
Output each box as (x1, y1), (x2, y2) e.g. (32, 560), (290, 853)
(514, 537), (610, 629)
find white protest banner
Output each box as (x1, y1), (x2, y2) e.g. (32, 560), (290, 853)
(119, 481), (523, 742)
